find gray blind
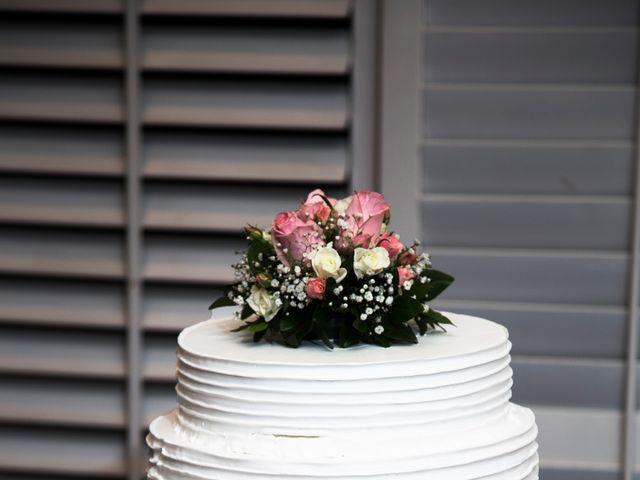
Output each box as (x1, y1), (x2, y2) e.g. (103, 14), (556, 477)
(0, 1), (362, 478)
(420, 0), (639, 479)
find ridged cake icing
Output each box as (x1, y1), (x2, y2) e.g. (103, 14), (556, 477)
(146, 312), (539, 479)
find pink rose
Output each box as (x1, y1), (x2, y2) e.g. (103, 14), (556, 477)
(306, 277), (326, 300)
(352, 233), (373, 248)
(271, 211), (325, 266)
(346, 191), (390, 238)
(298, 189), (336, 224)
(398, 266), (414, 287)
(398, 248), (418, 265)
(376, 232), (403, 260)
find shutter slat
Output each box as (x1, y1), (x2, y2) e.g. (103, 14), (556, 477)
(0, 0), (122, 14)
(145, 184), (321, 232)
(0, 378), (125, 428)
(0, 20), (123, 69)
(143, 285), (219, 331)
(437, 299), (625, 359)
(144, 234), (243, 284)
(0, 228), (124, 279)
(0, 278), (124, 329)
(0, 125), (124, 177)
(431, 247), (627, 306)
(0, 178), (124, 228)
(144, 25), (349, 75)
(144, 384), (177, 426)
(421, 195), (630, 250)
(511, 356), (624, 409)
(424, 30), (638, 84)
(141, 0), (350, 18)
(144, 335), (177, 381)
(0, 74), (123, 124)
(144, 78), (348, 129)
(421, 141), (633, 196)
(0, 426), (125, 476)
(0, 327), (124, 378)
(144, 131), (347, 182)
(424, 85), (635, 140)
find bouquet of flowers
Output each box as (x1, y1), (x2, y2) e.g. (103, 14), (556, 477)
(210, 189), (454, 348)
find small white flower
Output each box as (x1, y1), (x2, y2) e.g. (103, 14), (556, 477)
(311, 245), (347, 283)
(246, 286), (280, 321)
(271, 279), (280, 287)
(360, 313), (368, 320)
(385, 296), (394, 306)
(374, 325), (384, 335)
(353, 247), (391, 279)
(294, 265), (301, 276)
(403, 280), (414, 290)
(334, 196), (353, 216)
(364, 291), (373, 301)
(365, 307), (373, 315)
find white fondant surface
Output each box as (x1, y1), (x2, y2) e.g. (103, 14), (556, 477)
(147, 313), (539, 479)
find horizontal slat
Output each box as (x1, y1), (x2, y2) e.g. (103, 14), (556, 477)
(539, 468), (620, 480)
(144, 131), (347, 182)
(143, 24), (349, 74)
(0, 377), (124, 427)
(424, 30), (637, 84)
(0, 277), (124, 329)
(424, 85), (636, 140)
(145, 184), (337, 231)
(144, 334), (178, 381)
(144, 234), (244, 284)
(0, 73), (123, 124)
(0, 124), (124, 177)
(534, 406), (621, 472)
(431, 247), (628, 305)
(141, 0), (350, 17)
(423, 0), (639, 26)
(0, 19), (123, 69)
(144, 384), (177, 426)
(0, 177), (124, 227)
(0, 0), (122, 13)
(511, 357), (624, 409)
(144, 285), (219, 331)
(421, 141), (633, 195)
(438, 300), (625, 358)
(421, 195), (630, 250)
(0, 327), (124, 378)
(0, 426), (125, 476)
(144, 78), (349, 129)
(0, 227), (124, 279)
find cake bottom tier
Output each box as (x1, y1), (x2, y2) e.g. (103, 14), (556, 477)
(147, 403), (538, 479)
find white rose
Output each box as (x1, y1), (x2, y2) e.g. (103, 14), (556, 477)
(334, 195), (353, 216)
(353, 247), (390, 279)
(311, 245), (347, 283)
(246, 286), (280, 321)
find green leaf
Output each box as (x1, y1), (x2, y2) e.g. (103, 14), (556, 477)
(230, 322), (251, 332)
(209, 295), (235, 310)
(337, 321), (360, 348)
(253, 328), (268, 343)
(415, 316), (428, 336)
(280, 314), (298, 332)
(248, 321), (269, 333)
(389, 295), (423, 323)
(423, 309), (455, 330)
(425, 269), (455, 300)
(240, 305), (254, 320)
(385, 323), (418, 344)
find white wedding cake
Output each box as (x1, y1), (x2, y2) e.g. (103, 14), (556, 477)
(146, 312), (538, 479)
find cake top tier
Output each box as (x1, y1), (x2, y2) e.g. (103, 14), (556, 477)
(178, 313), (510, 379)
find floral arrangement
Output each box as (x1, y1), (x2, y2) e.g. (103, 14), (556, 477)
(210, 189), (454, 348)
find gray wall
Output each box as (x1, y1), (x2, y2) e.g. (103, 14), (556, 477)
(380, 0), (639, 478)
